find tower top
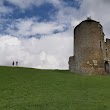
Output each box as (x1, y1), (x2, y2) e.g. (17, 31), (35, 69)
(87, 16), (92, 20)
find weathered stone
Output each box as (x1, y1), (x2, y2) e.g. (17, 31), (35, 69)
(69, 19), (110, 74)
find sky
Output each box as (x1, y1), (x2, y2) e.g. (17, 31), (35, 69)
(0, 0), (110, 69)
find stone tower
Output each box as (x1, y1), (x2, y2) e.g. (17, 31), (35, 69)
(69, 18), (110, 74)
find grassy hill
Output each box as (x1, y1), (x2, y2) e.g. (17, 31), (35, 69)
(0, 66), (110, 110)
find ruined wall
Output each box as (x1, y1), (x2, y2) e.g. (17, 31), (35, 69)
(104, 39), (110, 61)
(103, 39), (110, 73)
(69, 19), (105, 74)
(68, 56), (74, 72)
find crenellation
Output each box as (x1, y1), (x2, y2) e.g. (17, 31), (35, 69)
(105, 38), (110, 46)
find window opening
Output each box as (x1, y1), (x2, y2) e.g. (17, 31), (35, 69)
(106, 49), (108, 57)
(105, 61), (109, 73)
(100, 41), (101, 48)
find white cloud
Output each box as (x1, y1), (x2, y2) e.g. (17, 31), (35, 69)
(55, 0), (110, 38)
(0, 34), (72, 69)
(6, 0), (45, 9)
(7, 0), (62, 9)
(0, 0), (13, 14)
(84, 0), (110, 38)
(6, 18), (66, 37)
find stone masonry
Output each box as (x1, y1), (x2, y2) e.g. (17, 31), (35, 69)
(69, 18), (110, 74)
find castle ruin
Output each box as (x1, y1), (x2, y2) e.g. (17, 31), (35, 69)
(69, 18), (110, 74)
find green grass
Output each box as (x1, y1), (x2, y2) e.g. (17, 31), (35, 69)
(0, 66), (110, 110)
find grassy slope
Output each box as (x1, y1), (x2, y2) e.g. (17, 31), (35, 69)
(0, 66), (110, 110)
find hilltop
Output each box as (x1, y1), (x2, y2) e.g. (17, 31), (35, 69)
(0, 66), (110, 110)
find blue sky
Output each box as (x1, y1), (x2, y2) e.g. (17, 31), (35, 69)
(3, 0), (80, 19)
(0, 0), (81, 36)
(0, 0), (110, 69)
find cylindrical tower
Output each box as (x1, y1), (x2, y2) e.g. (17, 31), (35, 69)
(74, 19), (105, 74)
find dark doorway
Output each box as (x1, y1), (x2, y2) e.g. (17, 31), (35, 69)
(105, 61), (109, 73)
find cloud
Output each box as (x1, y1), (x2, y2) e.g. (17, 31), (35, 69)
(6, 0), (45, 9)
(55, 0), (110, 38)
(0, 34), (72, 69)
(6, 18), (67, 37)
(79, 0), (110, 38)
(6, 0), (62, 9)
(0, 0), (13, 14)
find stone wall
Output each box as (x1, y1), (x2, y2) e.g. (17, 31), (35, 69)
(104, 39), (110, 61)
(69, 19), (105, 74)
